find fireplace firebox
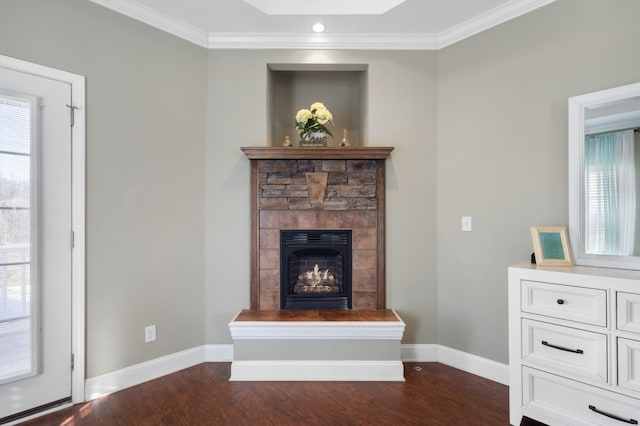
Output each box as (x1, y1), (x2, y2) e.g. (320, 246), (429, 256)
(280, 230), (352, 310)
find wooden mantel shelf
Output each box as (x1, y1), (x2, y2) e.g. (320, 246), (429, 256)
(241, 146), (394, 160)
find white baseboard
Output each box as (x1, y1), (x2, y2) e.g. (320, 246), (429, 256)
(402, 344), (509, 385)
(230, 360), (405, 381)
(83, 343), (506, 401)
(85, 344), (233, 400)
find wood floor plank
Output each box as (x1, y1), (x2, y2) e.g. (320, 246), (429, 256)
(21, 362), (510, 425)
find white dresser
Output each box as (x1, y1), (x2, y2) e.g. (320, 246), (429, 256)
(509, 263), (640, 425)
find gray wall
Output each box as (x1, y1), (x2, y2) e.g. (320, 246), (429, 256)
(437, 0), (640, 363)
(0, 0), (207, 377)
(1, 0), (639, 379)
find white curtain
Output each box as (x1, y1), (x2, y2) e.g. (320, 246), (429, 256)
(584, 129), (636, 255)
(616, 130), (636, 255)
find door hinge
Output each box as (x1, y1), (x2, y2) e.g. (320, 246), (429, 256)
(70, 231), (75, 249)
(66, 104), (78, 127)
(71, 353), (75, 371)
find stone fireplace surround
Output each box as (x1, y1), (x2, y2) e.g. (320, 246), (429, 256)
(241, 147), (395, 311)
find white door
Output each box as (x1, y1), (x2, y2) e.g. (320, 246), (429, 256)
(0, 66), (73, 420)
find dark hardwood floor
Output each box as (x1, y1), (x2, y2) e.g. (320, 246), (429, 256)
(22, 362), (512, 425)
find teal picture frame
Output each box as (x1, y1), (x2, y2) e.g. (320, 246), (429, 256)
(530, 226), (574, 266)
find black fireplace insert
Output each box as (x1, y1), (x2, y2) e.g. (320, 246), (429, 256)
(280, 230), (352, 309)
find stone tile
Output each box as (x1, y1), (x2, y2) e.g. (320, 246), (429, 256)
(297, 160), (322, 172)
(260, 210), (298, 229)
(330, 185), (376, 198)
(258, 198), (289, 210)
(259, 288), (280, 310)
(260, 229), (280, 249)
(352, 291), (376, 310)
(257, 160), (297, 173)
(322, 160), (346, 172)
(347, 160), (377, 172)
(261, 184), (286, 191)
(291, 173), (309, 185)
(353, 228), (377, 249)
(327, 172), (348, 185)
(259, 248), (279, 270)
(323, 200), (350, 210)
(352, 269), (377, 291)
(266, 173), (292, 185)
(305, 172), (328, 204)
(338, 210), (377, 228)
(298, 210), (339, 229)
(288, 199), (312, 210)
(262, 188), (308, 198)
(351, 198), (378, 210)
(352, 249), (377, 271)
(347, 172), (377, 185)
(259, 269), (280, 289)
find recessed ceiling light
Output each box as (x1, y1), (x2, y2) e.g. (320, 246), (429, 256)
(312, 22), (326, 33)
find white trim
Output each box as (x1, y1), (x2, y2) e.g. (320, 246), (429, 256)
(88, 0), (557, 50)
(81, 343), (507, 401)
(437, 345), (509, 385)
(87, 0), (209, 47)
(85, 346), (207, 401)
(230, 360), (405, 381)
(438, 0), (557, 48)
(0, 54), (87, 404)
(229, 321), (405, 340)
(401, 344), (508, 385)
(207, 32), (439, 50)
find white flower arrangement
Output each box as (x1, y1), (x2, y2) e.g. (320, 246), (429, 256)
(295, 102), (334, 139)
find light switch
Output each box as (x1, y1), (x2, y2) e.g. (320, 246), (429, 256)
(462, 216), (472, 232)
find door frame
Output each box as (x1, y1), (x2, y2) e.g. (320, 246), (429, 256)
(0, 54), (86, 403)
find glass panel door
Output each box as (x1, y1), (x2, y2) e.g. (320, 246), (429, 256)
(0, 93), (37, 384)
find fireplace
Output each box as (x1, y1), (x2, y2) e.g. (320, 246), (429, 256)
(241, 146), (393, 311)
(280, 230), (352, 309)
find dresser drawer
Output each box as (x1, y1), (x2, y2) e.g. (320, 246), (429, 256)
(618, 292), (640, 334)
(522, 367), (640, 426)
(522, 319), (608, 383)
(521, 280), (607, 326)
(618, 338), (640, 395)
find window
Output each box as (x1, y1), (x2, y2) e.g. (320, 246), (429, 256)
(0, 92), (35, 383)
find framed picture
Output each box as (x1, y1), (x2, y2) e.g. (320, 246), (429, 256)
(530, 226), (574, 266)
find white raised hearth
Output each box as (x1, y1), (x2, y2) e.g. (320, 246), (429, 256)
(230, 147), (403, 381)
(229, 309), (406, 381)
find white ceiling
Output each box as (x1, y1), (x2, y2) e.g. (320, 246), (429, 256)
(89, 0), (557, 49)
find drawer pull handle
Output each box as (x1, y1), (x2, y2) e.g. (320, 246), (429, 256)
(541, 340), (584, 354)
(556, 299), (565, 304)
(589, 405), (638, 424)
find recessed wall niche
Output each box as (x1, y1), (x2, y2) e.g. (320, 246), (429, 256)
(268, 64), (367, 147)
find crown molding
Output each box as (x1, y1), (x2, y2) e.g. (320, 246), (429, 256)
(438, 0), (558, 48)
(88, 0), (209, 47)
(208, 32), (439, 50)
(89, 0), (557, 50)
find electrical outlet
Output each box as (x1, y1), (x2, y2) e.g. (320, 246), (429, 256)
(462, 216), (472, 232)
(145, 325), (156, 343)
